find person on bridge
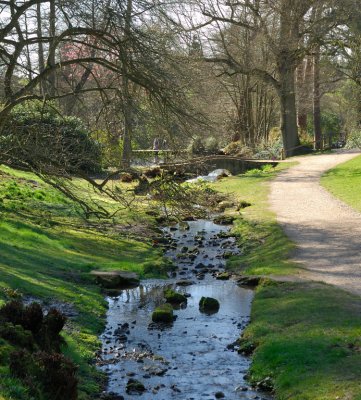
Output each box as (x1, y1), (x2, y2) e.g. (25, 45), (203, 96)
(153, 137), (160, 163)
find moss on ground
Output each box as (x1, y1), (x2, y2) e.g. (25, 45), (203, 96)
(0, 166), (166, 399)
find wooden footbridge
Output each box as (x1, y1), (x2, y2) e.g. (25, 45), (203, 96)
(132, 150), (279, 175)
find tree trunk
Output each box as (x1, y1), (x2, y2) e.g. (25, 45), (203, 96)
(48, 0), (56, 97)
(313, 47), (322, 150)
(121, 0), (133, 167)
(37, 3), (46, 96)
(296, 57), (313, 133)
(278, 7), (300, 157)
(122, 77), (133, 168)
(278, 60), (300, 157)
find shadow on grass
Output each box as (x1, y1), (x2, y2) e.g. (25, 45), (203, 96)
(227, 218), (296, 276)
(246, 281), (361, 399)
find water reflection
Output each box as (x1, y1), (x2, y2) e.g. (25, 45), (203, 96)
(98, 219), (271, 400)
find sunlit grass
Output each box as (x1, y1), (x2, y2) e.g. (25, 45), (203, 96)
(321, 154), (361, 212)
(0, 165), (165, 399)
(244, 280), (361, 399)
(215, 161), (361, 399)
(214, 162), (298, 275)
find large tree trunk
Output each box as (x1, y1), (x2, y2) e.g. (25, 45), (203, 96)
(37, 3), (46, 96)
(296, 56), (313, 133)
(313, 47), (322, 150)
(278, 60), (300, 157)
(121, 0), (133, 167)
(122, 76), (133, 168)
(48, 0), (56, 97)
(278, 7), (300, 157)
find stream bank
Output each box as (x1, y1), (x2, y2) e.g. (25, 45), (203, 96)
(97, 218), (271, 400)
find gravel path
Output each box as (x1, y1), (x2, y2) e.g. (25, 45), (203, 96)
(270, 150), (361, 296)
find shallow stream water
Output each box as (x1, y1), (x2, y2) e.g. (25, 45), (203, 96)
(98, 219), (271, 400)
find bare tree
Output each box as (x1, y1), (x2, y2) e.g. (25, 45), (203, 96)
(180, 0), (339, 156)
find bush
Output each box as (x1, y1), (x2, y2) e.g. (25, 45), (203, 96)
(223, 141), (253, 157)
(10, 349), (34, 379)
(34, 351), (78, 400)
(204, 137), (220, 154)
(23, 303), (43, 334)
(1, 299), (77, 399)
(0, 300), (66, 350)
(43, 308), (66, 336)
(0, 323), (34, 349)
(10, 350), (78, 400)
(0, 300), (24, 326)
(188, 136), (206, 155)
(345, 130), (361, 149)
(253, 138), (283, 160)
(1, 100), (102, 174)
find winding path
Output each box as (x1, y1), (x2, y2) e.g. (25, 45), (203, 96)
(270, 150), (361, 296)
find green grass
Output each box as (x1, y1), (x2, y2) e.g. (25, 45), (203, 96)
(0, 166), (166, 399)
(321, 154), (361, 212)
(214, 161), (361, 399)
(243, 280), (361, 400)
(214, 163), (297, 276)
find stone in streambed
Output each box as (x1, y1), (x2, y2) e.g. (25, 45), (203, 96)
(176, 280), (194, 286)
(237, 275), (261, 287)
(152, 303), (174, 323)
(216, 272), (230, 280)
(213, 215), (236, 225)
(164, 289), (187, 305)
(90, 270), (139, 289)
(126, 379), (146, 394)
(100, 392), (124, 400)
(218, 200), (235, 209)
(199, 297), (220, 313)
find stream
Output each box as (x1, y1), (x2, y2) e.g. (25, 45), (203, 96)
(98, 219), (271, 400)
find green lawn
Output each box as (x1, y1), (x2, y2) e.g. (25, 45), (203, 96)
(321, 154), (361, 212)
(244, 280), (361, 400)
(214, 163), (297, 276)
(215, 161), (361, 400)
(3, 159), (361, 400)
(0, 166), (166, 399)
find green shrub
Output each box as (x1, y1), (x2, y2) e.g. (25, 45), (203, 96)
(223, 141), (252, 156)
(1, 100), (102, 174)
(345, 130), (361, 149)
(188, 136), (206, 155)
(0, 323), (35, 349)
(10, 350), (78, 400)
(1, 299), (77, 399)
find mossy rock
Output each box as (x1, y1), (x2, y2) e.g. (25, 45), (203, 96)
(152, 303), (174, 323)
(164, 289), (187, 305)
(176, 280), (194, 286)
(126, 378), (146, 394)
(213, 215), (236, 225)
(199, 297), (220, 314)
(237, 200), (252, 210)
(90, 270), (140, 289)
(216, 272), (230, 280)
(218, 201), (235, 209)
(237, 275), (261, 287)
(237, 338), (255, 356)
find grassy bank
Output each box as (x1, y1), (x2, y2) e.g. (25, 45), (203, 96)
(214, 164), (297, 276)
(321, 154), (361, 212)
(216, 162), (361, 399)
(245, 280), (361, 399)
(0, 166), (166, 399)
